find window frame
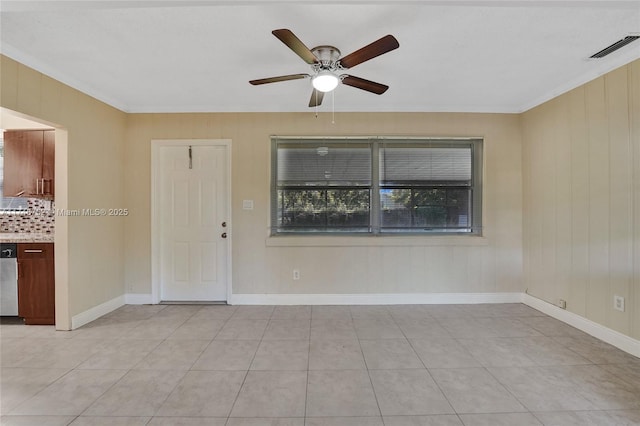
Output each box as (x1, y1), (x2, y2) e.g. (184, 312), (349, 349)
(270, 136), (483, 236)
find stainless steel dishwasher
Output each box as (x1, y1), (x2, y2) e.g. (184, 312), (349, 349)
(0, 243), (18, 316)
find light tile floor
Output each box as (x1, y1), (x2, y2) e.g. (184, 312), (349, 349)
(1, 303), (640, 425)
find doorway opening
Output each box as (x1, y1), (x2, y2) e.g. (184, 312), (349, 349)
(0, 107), (69, 329)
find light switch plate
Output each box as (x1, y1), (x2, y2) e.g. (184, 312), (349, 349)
(242, 200), (254, 210)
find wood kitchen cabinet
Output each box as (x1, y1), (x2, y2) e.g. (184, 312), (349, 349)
(17, 243), (55, 325)
(3, 130), (55, 198)
(42, 130), (55, 196)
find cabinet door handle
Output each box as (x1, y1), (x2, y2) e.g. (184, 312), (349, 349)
(35, 179), (40, 195)
(23, 249), (44, 253)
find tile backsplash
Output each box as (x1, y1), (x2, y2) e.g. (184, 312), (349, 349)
(0, 198), (55, 234)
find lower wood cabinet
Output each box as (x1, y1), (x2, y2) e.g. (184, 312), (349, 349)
(17, 243), (55, 325)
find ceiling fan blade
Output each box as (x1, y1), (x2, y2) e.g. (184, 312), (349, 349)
(308, 89), (325, 107)
(249, 74), (309, 85)
(339, 35), (399, 69)
(341, 75), (389, 95)
(272, 29), (319, 64)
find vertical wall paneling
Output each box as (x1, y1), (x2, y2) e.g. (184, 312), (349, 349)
(16, 64), (42, 117)
(555, 95), (573, 308)
(0, 55), (19, 109)
(606, 67), (632, 335)
(630, 61), (640, 340)
(523, 60), (639, 340)
(568, 87), (589, 317)
(585, 77), (610, 327)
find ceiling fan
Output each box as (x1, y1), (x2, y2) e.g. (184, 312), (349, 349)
(249, 29), (399, 107)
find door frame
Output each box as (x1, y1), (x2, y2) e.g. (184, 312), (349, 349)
(150, 139), (232, 304)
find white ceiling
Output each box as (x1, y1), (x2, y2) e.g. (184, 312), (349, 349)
(1, 1), (639, 113)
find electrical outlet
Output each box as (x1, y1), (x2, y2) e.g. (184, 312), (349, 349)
(614, 295), (625, 312)
(558, 299), (566, 309)
(293, 269), (300, 280)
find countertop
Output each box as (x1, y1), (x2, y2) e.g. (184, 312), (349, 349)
(0, 233), (55, 243)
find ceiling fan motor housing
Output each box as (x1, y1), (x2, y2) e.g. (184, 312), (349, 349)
(311, 45), (342, 71)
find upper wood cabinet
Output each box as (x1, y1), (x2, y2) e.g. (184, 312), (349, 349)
(42, 130), (55, 196)
(3, 130), (55, 199)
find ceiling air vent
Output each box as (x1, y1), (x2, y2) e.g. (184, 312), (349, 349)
(589, 35), (640, 58)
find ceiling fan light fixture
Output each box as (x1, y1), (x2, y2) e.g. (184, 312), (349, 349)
(312, 71), (339, 92)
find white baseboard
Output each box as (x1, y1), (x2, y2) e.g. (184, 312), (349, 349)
(110, 291), (639, 358)
(522, 293), (640, 359)
(125, 293), (153, 305)
(118, 292), (522, 306)
(71, 294), (154, 329)
(71, 295), (124, 330)
(228, 292), (523, 306)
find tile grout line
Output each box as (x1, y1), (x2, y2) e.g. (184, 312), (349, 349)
(222, 306), (271, 423)
(391, 307), (464, 424)
(105, 306), (200, 420)
(303, 308), (311, 423)
(351, 306), (386, 425)
(433, 307), (546, 420)
(213, 304), (239, 426)
(144, 307), (223, 421)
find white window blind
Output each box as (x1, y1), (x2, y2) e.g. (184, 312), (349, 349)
(380, 145), (472, 185)
(277, 143), (371, 186)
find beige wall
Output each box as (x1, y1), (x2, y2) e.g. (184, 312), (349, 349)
(3, 52), (637, 342)
(124, 112), (523, 296)
(522, 59), (640, 340)
(1, 55), (127, 328)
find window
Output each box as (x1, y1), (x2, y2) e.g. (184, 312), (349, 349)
(271, 137), (482, 235)
(274, 141), (372, 232)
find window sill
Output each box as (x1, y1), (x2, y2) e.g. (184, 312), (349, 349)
(265, 234), (489, 247)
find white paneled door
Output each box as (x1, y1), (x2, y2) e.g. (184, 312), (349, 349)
(156, 141), (229, 302)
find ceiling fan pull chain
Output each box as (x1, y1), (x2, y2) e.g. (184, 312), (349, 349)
(332, 89), (335, 124)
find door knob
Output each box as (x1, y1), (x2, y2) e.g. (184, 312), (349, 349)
(221, 232), (227, 239)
